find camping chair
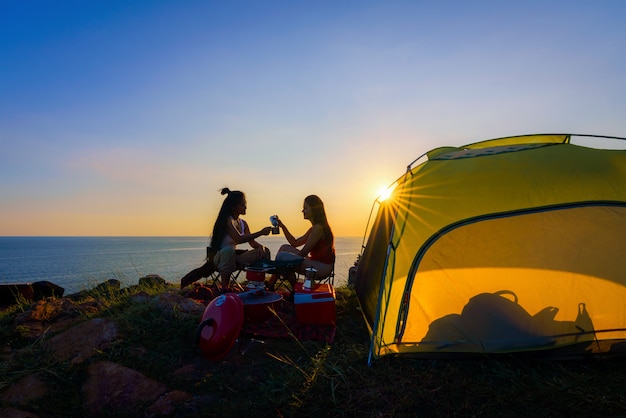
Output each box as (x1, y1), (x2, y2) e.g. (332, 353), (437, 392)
(318, 267), (335, 286)
(206, 247), (248, 291)
(204, 267), (245, 292)
(179, 247), (245, 291)
(271, 271), (295, 292)
(299, 265), (335, 286)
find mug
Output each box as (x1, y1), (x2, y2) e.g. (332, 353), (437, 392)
(270, 216), (279, 234)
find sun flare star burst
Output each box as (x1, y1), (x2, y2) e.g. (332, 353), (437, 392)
(377, 185), (394, 202)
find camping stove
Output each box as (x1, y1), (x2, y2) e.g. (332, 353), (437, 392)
(245, 267), (267, 292)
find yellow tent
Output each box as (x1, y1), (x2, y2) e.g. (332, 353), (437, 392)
(355, 134), (626, 362)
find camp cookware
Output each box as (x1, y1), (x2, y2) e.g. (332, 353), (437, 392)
(196, 293), (244, 361)
(237, 289), (283, 323)
(197, 289), (283, 360)
(245, 266), (267, 282)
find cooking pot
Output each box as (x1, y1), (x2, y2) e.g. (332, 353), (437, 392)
(245, 267), (267, 282)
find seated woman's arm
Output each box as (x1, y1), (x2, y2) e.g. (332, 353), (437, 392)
(297, 224), (324, 257)
(277, 218), (309, 248)
(226, 219), (270, 245)
(242, 220), (265, 249)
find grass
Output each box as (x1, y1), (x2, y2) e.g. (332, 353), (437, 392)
(2, 282), (626, 417)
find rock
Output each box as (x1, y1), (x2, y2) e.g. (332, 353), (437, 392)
(0, 281), (64, 308)
(172, 364), (205, 384)
(0, 344), (12, 361)
(0, 407), (39, 418)
(130, 290), (151, 304)
(24, 299), (62, 322)
(139, 274), (167, 289)
(13, 297), (104, 340)
(146, 390), (192, 416)
(152, 290), (206, 315)
(0, 284), (34, 307)
(31, 281), (64, 300)
(172, 364), (195, 378)
(0, 281), (210, 416)
(82, 361), (168, 415)
(68, 279), (121, 300)
(45, 318), (119, 364)
(0, 372), (48, 406)
(185, 283), (216, 303)
(94, 279), (121, 293)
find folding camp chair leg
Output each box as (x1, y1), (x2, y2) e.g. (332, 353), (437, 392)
(319, 269), (335, 286)
(239, 333), (266, 356)
(270, 271), (296, 292)
(221, 272), (245, 293)
(204, 269), (244, 292)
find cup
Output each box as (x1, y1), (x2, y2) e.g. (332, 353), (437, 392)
(270, 216), (279, 234)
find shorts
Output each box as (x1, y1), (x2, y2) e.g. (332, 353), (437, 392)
(213, 247), (237, 274)
(276, 251), (305, 262)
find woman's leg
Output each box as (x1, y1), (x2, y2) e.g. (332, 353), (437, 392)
(266, 270), (297, 291)
(236, 246), (269, 266)
(277, 244), (299, 255)
(285, 270), (297, 287)
(270, 245), (303, 290)
(214, 248), (237, 292)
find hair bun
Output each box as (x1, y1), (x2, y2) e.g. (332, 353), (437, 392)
(220, 187), (231, 195)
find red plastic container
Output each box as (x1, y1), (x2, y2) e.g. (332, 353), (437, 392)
(294, 283), (336, 325)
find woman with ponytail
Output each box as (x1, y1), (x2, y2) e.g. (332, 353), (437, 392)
(181, 188), (271, 292)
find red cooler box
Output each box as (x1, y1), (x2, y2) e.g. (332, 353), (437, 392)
(294, 282), (336, 325)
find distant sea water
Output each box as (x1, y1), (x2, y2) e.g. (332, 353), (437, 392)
(0, 236), (364, 295)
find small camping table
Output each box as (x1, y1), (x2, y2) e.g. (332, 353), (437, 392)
(248, 259), (304, 291)
(236, 289), (283, 355)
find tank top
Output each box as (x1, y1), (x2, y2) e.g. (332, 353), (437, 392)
(221, 217), (244, 249)
(308, 235), (335, 265)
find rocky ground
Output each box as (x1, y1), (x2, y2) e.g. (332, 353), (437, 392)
(0, 276), (215, 417)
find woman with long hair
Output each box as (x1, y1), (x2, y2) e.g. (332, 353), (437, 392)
(180, 188), (271, 291)
(267, 195), (335, 289)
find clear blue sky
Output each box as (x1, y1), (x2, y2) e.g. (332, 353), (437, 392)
(2, 0), (625, 236)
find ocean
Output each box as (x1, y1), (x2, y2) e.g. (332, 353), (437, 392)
(0, 236), (364, 295)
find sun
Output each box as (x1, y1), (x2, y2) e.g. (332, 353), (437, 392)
(376, 185), (394, 202)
